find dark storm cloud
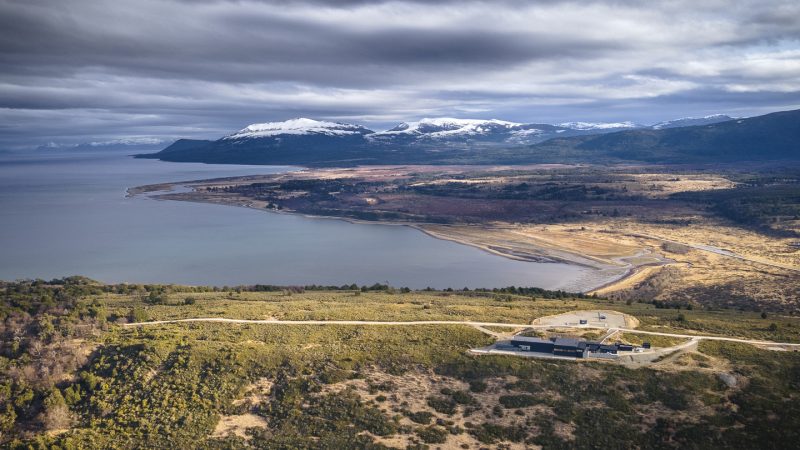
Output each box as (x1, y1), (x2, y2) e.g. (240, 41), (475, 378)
(0, 0), (798, 148)
(0, 1), (618, 84)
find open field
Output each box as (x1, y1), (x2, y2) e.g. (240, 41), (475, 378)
(3, 279), (800, 449)
(131, 164), (800, 309)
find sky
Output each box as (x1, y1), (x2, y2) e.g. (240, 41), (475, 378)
(1, 0), (799, 149)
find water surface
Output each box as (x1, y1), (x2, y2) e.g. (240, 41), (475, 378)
(0, 149), (594, 289)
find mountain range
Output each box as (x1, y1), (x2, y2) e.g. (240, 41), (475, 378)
(36, 138), (168, 152)
(138, 110), (799, 166)
(530, 109), (800, 164)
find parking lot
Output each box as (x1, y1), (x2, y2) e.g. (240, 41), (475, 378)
(532, 310), (631, 328)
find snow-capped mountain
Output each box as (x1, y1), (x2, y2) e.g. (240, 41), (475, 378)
(559, 121), (641, 131)
(650, 114), (734, 130)
(157, 118), (378, 165)
(371, 118), (521, 138)
(143, 111), (746, 166)
(223, 118), (374, 140)
(369, 118), (568, 146)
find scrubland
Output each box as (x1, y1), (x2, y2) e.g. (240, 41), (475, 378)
(3, 279), (800, 449)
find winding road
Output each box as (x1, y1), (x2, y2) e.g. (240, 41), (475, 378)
(626, 231), (800, 273)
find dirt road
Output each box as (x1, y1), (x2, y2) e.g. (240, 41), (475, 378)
(627, 231), (800, 273)
(123, 318), (800, 348)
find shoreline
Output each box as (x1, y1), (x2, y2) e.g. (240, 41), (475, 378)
(129, 180), (663, 293)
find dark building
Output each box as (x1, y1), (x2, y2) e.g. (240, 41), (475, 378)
(506, 334), (640, 358)
(598, 344), (618, 354)
(553, 337), (586, 358)
(584, 341), (602, 352)
(510, 336), (555, 353)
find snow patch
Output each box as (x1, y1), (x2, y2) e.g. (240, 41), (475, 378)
(650, 114), (733, 130)
(372, 118), (522, 139)
(559, 121), (640, 130)
(505, 128), (545, 143)
(224, 118), (372, 139)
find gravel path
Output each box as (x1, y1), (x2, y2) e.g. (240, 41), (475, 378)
(123, 318), (800, 347)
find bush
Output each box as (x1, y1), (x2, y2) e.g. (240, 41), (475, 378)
(416, 426), (448, 444)
(450, 390), (477, 405)
(468, 380), (487, 393)
(406, 410), (434, 424)
(426, 396), (457, 415)
(469, 423), (527, 444)
(129, 307), (147, 323)
(40, 388), (74, 431)
(146, 291), (167, 305)
(499, 394), (539, 408)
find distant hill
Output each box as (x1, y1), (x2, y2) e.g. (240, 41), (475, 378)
(528, 109), (799, 164)
(156, 139), (213, 154)
(141, 119), (379, 165)
(139, 117), (649, 166)
(650, 114), (734, 130)
(37, 138), (168, 152)
(137, 110), (799, 166)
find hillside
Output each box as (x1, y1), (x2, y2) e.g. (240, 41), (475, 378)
(530, 109), (800, 163)
(3, 279), (800, 449)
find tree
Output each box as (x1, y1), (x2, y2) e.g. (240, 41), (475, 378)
(0, 403), (16, 441)
(63, 385), (82, 406)
(40, 388), (74, 431)
(146, 291), (166, 305)
(36, 314), (57, 342)
(130, 307), (147, 323)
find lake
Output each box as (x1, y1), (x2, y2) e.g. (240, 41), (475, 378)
(0, 149), (595, 289)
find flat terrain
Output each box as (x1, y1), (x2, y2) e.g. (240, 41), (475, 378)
(532, 310), (633, 328)
(132, 164), (800, 309)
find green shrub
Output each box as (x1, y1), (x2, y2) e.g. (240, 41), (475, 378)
(426, 396), (457, 415)
(499, 394), (539, 408)
(450, 390), (477, 405)
(406, 410), (434, 424)
(470, 423), (527, 444)
(468, 380), (487, 393)
(416, 425), (448, 444)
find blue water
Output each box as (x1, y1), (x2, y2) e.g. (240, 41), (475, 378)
(0, 149), (592, 289)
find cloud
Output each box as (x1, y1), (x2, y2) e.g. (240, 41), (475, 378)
(0, 0), (798, 148)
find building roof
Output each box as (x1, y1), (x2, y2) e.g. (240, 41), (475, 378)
(510, 335), (552, 344)
(553, 337), (581, 348)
